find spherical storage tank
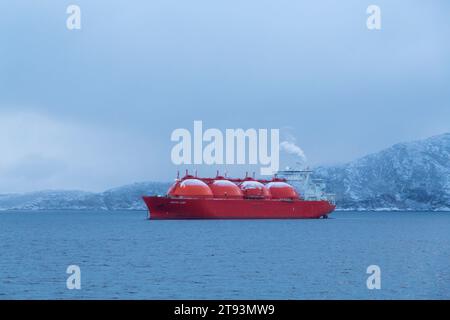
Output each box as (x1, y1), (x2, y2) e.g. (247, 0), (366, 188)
(209, 180), (244, 199)
(239, 180), (271, 199)
(266, 181), (299, 200)
(168, 178), (213, 198)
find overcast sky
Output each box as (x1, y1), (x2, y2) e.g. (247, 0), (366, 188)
(1, 0), (449, 193)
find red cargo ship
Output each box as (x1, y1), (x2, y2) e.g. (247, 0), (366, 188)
(142, 172), (335, 219)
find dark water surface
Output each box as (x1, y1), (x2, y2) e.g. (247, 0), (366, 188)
(1, 210), (449, 299)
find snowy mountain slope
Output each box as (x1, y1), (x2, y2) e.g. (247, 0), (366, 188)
(0, 190), (104, 211)
(101, 182), (171, 210)
(0, 182), (170, 211)
(314, 133), (450, 210)
(0, 134), (449, 211)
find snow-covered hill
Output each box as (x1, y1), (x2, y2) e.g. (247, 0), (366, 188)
(1, 133), (449, 211)
(100, 182), (171, 210)
(0, 182), (170, 211)
(314, 133), (450, 211)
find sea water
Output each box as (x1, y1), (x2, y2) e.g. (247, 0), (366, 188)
(0, 210), (449, 299)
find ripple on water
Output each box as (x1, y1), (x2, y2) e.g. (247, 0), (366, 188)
(0, 210), (449, 299)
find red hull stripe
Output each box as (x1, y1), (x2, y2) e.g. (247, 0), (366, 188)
(142, 196), (335, 220)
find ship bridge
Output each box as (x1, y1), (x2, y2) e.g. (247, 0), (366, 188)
(276, 168), (336, 204)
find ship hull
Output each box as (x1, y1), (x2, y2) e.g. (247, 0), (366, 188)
(143, 196), (335, 219)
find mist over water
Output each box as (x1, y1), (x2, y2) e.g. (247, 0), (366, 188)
(1, 211), (449, 299)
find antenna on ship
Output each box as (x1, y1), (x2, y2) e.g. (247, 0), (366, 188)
(224, 171), (228, 178)
(185, 169), (188, 177)
(195, 169), (198, 177)
(245, 171), (248, 178)
(252, 171), (255, 179)
(177, 170), (180, 179)
(216, 170), (219, 177)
